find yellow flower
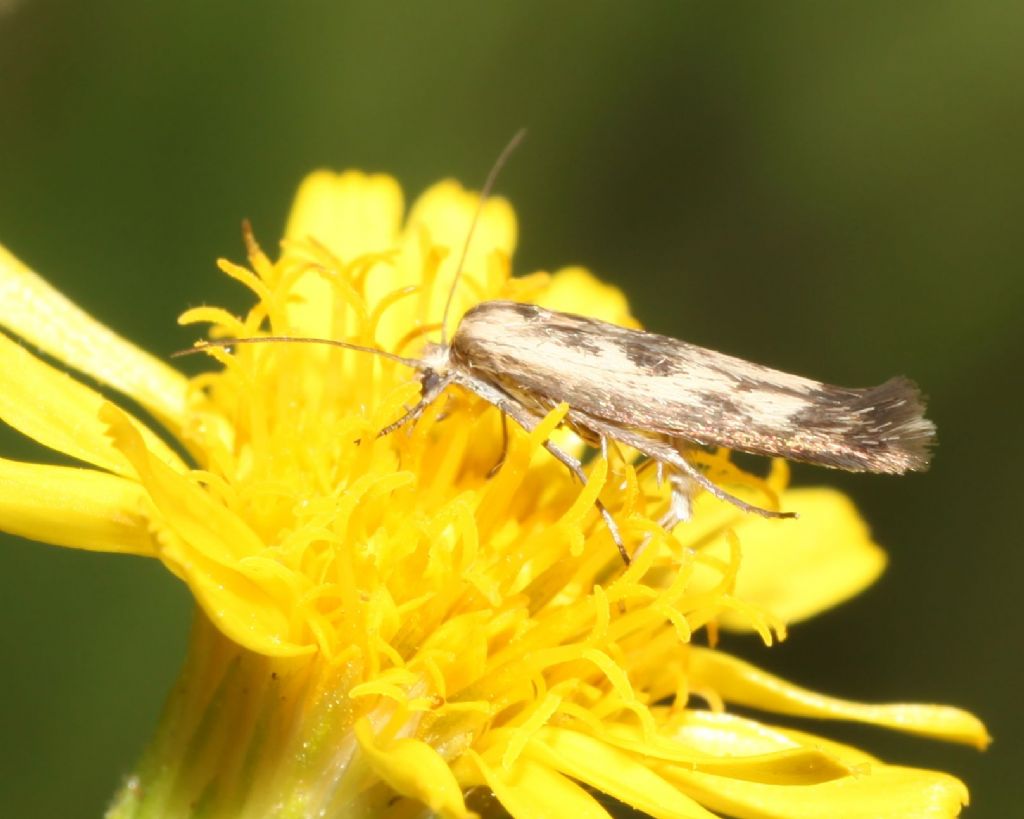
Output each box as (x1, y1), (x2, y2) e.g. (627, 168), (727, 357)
(0, 171), (988, 819)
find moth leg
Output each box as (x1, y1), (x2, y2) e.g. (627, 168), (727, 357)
(376, 401), (430, 438)
(663, 450), (796, 520)
(658, 440), (704, 529)
(487, 412), (510, 478)
(606, 436), (630, 467)
(626, 454), (684, 524)
(625, 462), (692, 560)
(539, 436), (628, 564)
(454, 374), (630, 564)
(631, 457), (662, 487)
(661, 471), (695, 530)
(376, 374), (453, 438)
(568, 408), (796, 522)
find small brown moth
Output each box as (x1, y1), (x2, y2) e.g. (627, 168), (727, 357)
(180, 134), (935, 563)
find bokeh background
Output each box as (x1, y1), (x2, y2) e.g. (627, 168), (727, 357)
(0, 2), (1020, 816)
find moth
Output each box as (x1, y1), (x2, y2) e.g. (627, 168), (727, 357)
(382, 300), (933, 561)
(180, 135), (935, 563)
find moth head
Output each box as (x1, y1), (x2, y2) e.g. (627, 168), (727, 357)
(419, 341), (452, 379)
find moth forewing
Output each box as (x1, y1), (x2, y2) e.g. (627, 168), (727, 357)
(449, 300), (935, 476)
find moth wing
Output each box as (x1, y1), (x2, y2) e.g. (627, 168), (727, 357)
(452, 302), (933, 473)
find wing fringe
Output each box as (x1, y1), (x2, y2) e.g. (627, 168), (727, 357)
(838, 376), (935, 473)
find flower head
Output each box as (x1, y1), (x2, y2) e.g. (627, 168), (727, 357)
(0, 170), (988, 818)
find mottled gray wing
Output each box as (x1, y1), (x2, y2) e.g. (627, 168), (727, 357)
(450, 301), (933, 474)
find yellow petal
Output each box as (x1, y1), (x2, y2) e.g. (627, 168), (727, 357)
(536, 266), (639, 328)
(285, 170), (405, 263)
(658, 708), (875, 764)
(0, 332), (186, 475)
(598, 720), (850, 784)
(101, 403), (313, 657)
(0, 457), (156, 556)
(663, 762), (969, 819)
(0, 242), (188, 431)
(283, 171), (404, 337)
(701, 488), (887, 628)
(689, 648), (991, 748)
(466, 751), (612, 819)
(525, 727), (719, 819)
(355, 718), (472, 819)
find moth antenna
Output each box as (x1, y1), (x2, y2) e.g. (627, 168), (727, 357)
(440, 127), (527, 345)
(171, 336), (424, 369)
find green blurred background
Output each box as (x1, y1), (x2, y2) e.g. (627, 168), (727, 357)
(0, 1), (1020, 816)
